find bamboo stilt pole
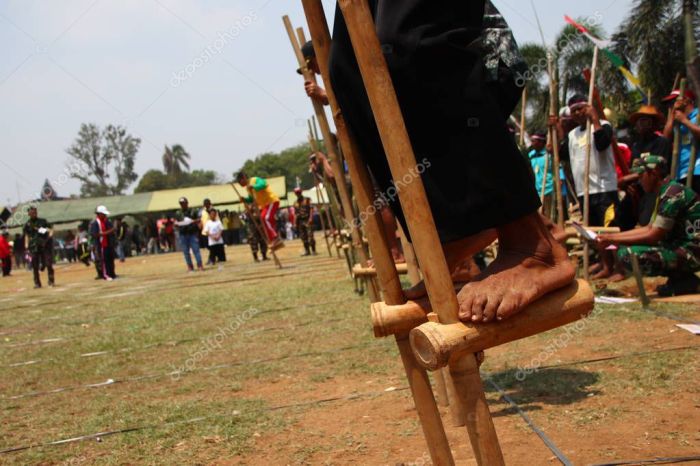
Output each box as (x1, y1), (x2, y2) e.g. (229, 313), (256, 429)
(539, 150), (550, 214)
(583, 47), (599, 282)
(428, 313), (450, 409)
(533, 4), (564, 226)
(300, 2), (451, 463)
(398, 223), (421, 285)
(284, 20), (362, 266)
(335, 1), (503, 464)
(671, 79), (687, 180)
(519, 87), (527, 148)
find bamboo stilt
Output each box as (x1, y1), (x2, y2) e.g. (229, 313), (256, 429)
(583, 47), (599, 283)
(300, 2), (452, 463)
(335, 1), (503, 463)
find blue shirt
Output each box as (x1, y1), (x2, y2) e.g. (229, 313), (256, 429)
(677, 107), (699, 179)
(528, 148), (553, 195)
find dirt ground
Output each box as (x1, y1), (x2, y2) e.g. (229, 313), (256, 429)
(0, 240), (698, 465)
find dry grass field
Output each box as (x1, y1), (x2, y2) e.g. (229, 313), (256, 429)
(1, 240), (698, 465)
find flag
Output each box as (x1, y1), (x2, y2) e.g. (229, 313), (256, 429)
(564, 15), (645, 99)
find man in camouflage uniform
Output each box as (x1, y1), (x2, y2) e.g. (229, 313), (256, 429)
(598, 154), (700, 296)
(23, 206), (54, 288)
(293, 188), (316, 256)
(243, 208), (268, 262)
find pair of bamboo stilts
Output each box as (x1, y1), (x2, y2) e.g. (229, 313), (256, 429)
(284, 15), (380, 302)
(298, 2), (594, 464)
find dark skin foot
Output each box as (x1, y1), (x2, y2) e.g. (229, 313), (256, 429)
(403, 229), (497, 300)
(458, 212), (575, 323)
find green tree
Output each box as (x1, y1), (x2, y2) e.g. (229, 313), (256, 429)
(236, 142), (315, 191)
(162, 144), (191, 176)
(134, 169), (221, 193)
(134, 169), (169, 193)
(66, 123), (140, 197)
(613, 0), (699, 107)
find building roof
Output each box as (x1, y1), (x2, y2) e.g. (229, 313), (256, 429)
(5, 177), (286, 227)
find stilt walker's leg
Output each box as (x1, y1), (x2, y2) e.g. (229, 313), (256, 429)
(300, 2), (453, 463)
(334, 1), (504, 463)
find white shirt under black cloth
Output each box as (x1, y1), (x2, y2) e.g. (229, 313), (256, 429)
(561, 120), (616, 198)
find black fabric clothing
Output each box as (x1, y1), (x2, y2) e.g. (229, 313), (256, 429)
(329, 0), (540, 243)
(577, 191), (618, 227)
(31, 248), (54, 286)
(631, 134), (672, 163)
(98, 245), (116, 279)
(209, 243), (226, 263)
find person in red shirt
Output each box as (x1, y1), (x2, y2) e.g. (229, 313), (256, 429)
(0, 231), (11, 277)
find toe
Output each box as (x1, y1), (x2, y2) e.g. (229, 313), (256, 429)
(482, 294), (501, 322)
(470, 295), (487, 322)
(496, 293), (521, 321)
(457, 284), (475, 321)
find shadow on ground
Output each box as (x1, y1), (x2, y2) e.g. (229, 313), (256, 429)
(484, 368), (600, 417)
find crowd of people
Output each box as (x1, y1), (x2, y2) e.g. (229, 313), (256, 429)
(1, 185), (328, 287)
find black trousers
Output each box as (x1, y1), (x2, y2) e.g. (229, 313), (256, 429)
(97, 246), (116, 279)
(329, 0), (539, 243)
(209, 243), (226, 263)
(31, 248), (54, 286)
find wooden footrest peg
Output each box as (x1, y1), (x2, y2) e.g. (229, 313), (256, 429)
(352, 262), (408, 277)
(409, 279), (594, 371)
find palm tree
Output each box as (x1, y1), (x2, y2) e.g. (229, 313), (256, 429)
(162, 144), (191, 176)
(613, 0), (699, 106)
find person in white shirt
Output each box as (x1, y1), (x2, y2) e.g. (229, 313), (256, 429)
(557, 94), (617, 227)
(203, 208), (226, 265)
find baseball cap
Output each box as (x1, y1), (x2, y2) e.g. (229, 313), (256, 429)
(661, 89), (696, 103)
(294, 187), (302, 194)
(178, 197), (188, 204)
(95, 205), (110, 215)
(631, 153), (667, 174)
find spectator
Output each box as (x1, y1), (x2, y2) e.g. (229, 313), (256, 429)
(203, 208), (226, 267)
(90, 205), (117, 281)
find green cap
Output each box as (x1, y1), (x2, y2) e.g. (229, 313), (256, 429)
(631, 153), (666, 174)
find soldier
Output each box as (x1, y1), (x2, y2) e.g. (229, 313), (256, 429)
(294, 188), (316, 256)
(597, 154), (700, 296)
(242, 208), (268, 262)
(23, 206), (54, 288)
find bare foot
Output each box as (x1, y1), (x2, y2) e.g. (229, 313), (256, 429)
(457, 213), (575, 323)
(403, 230), (496, 300)
(404, 264), (478, 300)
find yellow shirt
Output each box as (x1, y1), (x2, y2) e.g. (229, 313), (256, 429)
(200, 208), (210, 234)
(249, 177), (279, 207)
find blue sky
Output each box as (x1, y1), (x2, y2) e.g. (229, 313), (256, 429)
(0, 0), (632, 204)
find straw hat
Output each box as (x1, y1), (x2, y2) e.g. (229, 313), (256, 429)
(629, 104), (663, 125)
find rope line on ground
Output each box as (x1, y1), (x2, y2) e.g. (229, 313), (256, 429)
(486, 378), (573, 466)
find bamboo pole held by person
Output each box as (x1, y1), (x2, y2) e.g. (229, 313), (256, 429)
(336, 1), (504, 463)
(583, 46), (599, 282)
(300, 1), (451, 463)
